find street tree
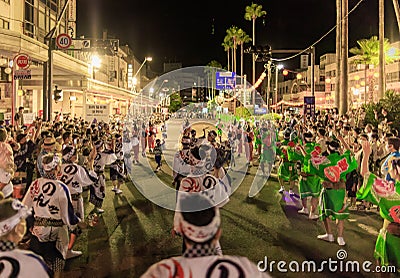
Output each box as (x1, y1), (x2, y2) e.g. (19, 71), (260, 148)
(205, 60), (222, 101)
(222, 35), (233, 71)
(169, 93), (183, 113)
(244, 3), (267, 84)
(237, 28), (252, 79)
(349, 36), (399, 104)
(226, 26), (241, 73)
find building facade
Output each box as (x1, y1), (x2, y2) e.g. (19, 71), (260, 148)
(0, 0), (147, 123)
(276, 42), (400, 110)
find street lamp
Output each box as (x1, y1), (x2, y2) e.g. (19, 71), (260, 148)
(133, 56), (152, 115)
(133, 57), (152, 86)
(91, 54), (101, 80)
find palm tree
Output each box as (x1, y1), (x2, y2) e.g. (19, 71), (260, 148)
(237, 29), (251, 106)
(237, 29), (252, 78)
(226, 26), (240, 73)
(222, 35), (233, 71)
(205, 60), (222, 101)
(244, 3), (266, 85)
(349, 36), (396, 104)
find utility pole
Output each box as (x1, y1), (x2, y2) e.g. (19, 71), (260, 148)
(393, 0), (400, 33)
(43, 0), (71, 121)
(265, 61), (272, 111)
(310, 47), (315, 97)
(340, 0), (348, 115)
(335, 0), (342, 110)
(245, 47), (316, 111)
(378, 0), (385, 100)
(243, 74), (247, 106)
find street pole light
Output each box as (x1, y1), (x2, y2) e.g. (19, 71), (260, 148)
(91, 54), (101, 80)
(153, 79), (168, 114)
(132, 56), (152, 115)
(133, 56), (152, 86)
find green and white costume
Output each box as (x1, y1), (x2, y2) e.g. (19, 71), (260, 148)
(277, 139), (298, 182)
(357, 172), (400, 268)
(297, 143), (322, 199)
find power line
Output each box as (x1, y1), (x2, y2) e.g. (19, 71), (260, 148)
(272, 0), (366, 62)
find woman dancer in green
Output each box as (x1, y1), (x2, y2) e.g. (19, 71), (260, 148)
(358, 138), (400, 271)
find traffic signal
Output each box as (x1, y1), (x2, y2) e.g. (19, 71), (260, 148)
(54, 85), (63, 102)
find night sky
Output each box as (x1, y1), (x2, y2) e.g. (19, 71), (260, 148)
(76, 0), (399, 73)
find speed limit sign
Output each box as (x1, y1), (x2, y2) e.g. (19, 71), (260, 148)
(56, 33), (72, 49)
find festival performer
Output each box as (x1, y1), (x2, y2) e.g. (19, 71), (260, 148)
(37, 136), (58, 178)
(0, 139), (14, 199)
(153, 139), (164, 172)
(216, 118), (224, 142)
(60, 146), (98, 258)
(172, 136), (192, 190)
(254, 121), (262, 156)
(110, 133), (125, 194)
(140, 123), (147, 157)
(236, 123), (243, 157)
(147, 123), (157, 153)
(277, 128), (297, 195)
(244, 125), (255, 166)
(130, 127), (141, 164)
(182, 118), (190, 135)
(259, 122), (275, 177)
(0, 194), (52, 277)
(13, 122), (40, 193)
(296, 132), (322, 220)
(380, 137), (400, 182)
(90, 139), (117, 214)
(310, 140), (357, 246)
(143, 194), (270, 278)
(358, 138), (400, 270)
(226, 125), (236, 169)
(172, 143), (230, 256)
(22, 153), (80, 275)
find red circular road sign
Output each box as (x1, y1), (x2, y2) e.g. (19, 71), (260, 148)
(56, 33), (72, 49)
(15, 54), (30, 69)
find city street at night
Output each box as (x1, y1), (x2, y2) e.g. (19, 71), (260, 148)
(62, 119), (384, 278)
(1, 0), (400, 277)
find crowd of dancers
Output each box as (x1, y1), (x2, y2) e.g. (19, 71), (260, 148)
(0, 106), (399, 277)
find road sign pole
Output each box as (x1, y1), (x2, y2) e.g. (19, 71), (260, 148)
(42, 61), (47, 120)
(42, 0), (71, 121)
(44, 38), (54, 122)
(11, 60), (15, 126)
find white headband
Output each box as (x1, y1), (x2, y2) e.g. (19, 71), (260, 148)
(0, 199), (31, 237)
(178, 208), (220, 243)
(0, 168), (12, 184)
(328, 144), (338, 151)
(62, 147), (76, 161)
(43, 155), (61, 172)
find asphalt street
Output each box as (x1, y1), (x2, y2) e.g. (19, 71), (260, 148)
(63, 119), (392, 278)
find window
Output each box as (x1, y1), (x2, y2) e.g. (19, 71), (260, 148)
(387, 71), (400, 83)
(40, 0), (58, 12)
(0, 18), (10, 30)
(24, 0), (36, 38)
(38, 0), (66, 40)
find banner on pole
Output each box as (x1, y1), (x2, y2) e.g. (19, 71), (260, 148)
(85, 104), (110, 123)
